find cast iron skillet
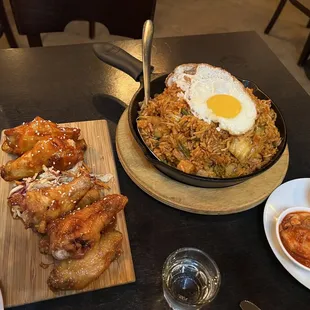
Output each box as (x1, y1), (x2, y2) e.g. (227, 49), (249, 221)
(93, 43), (287, 188)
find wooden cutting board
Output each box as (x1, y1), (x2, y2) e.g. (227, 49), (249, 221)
(116, 109), (289, 215)
(0, 120), (135, 308)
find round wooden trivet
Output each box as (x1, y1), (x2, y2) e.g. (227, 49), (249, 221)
(116, 109), (289, 215)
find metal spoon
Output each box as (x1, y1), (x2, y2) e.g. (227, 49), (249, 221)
(141, 19), (154, 109)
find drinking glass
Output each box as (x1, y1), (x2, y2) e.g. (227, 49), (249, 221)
(162, 248), (221, 309)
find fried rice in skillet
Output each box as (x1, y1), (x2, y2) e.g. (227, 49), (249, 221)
(137, 84), (281, 178)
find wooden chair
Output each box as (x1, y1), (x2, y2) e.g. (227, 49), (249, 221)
(0, 0), (17, 47)
(10, 0), (157, 47)
(264, 0), (310, 66)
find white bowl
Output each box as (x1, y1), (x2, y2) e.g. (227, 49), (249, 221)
(276, 206), (310, 272)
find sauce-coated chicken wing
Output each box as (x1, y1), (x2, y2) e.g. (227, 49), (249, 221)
(1, 138), (86, 181)
(8, 174), (92, 233)
(46, 194), (127, 260)
(76, 185), (106, 209)
(39, 184), (107, 255)
(48, 230), (123, 291)
(2, 116), (80, 155)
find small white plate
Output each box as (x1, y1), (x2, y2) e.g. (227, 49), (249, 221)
(263, 178), (310, 289)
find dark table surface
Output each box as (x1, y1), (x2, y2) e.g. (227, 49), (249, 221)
(1, 31), (310, 310)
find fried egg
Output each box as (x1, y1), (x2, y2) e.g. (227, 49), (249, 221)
(166, 64), (257, 135)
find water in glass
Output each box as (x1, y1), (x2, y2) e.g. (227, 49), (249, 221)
(162, 248), (220, 310)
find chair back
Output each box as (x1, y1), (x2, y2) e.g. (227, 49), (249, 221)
(10, 0), (157, 46)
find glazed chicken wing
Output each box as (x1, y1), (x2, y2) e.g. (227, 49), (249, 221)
(2, 116), (80, 155)
(39, 214), (117, 255)
(46, 194), (127, 260)
(76, 185), (106, 209)
(48, 230), (123, 291)
(8, 174), (92, 233)
(1, 138), (86, 181)
(39, 184), (107, 255)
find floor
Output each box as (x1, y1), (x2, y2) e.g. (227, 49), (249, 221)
(1, 0), (310, 94)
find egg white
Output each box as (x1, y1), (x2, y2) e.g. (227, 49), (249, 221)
(166, 64), (257, 135)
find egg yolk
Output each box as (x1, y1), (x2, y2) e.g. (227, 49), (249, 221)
(207, 94), (241, 118)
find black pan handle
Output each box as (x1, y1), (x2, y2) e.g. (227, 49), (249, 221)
(93, 43), (144, 81)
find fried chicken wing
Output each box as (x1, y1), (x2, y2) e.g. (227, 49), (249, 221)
(1, 138), (86, 181)
(8, 174), (92, 233)
(39, 184), (106, 255)
(2, 116), (80, 155)
(76, 185), (106, 209)
(39, 200), (117, 255)
(46, 194), (127, 260)
(48, 230), (123, 291)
